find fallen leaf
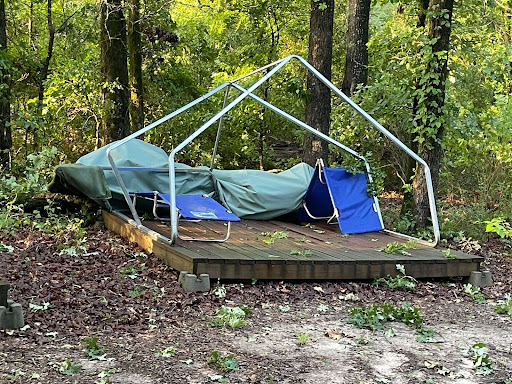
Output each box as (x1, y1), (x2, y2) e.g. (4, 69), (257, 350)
(325, 329), (343, 340)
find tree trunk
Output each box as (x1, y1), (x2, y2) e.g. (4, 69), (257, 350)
(342, 0), (371, 96)
(412, 0), (454, 228)
(127, 0), (144, 134)
(32, 0), (56, 150)
(303, 0), (334, 166)
(400, 0), (431, 219)
(28, 1), (33, 47)
(0, 0), (11, 169)
(100, 0), (130, 143)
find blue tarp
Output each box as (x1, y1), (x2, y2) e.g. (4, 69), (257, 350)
(300, 166), (383, 234)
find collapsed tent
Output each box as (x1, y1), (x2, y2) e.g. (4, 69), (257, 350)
(49, 139), (315, 220)
(51, 54), (440, 246)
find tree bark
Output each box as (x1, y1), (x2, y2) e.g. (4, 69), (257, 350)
(400, 0), (431, 219)
(100, 0), (130, 143)
(127, 0), (144, 134)
(303, 0), (334, 166)
(412, 0), (454, 228)
(0, 0), (11, 169)
(341, 0), (371, 96)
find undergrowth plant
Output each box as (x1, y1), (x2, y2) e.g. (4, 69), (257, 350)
(210, 305), (251, 328)
(48, 359), (81, 376)
(290, 247), (312, 257)
(415, 328), (436, 343)
(468, 343), (493, 375)
(495, 293), (512, 317)
(0, 146), (59, 204)
(154, 346), (176, 358)
(297, 332), (309, 346)
(207, 350), (239, 371)
(348, 302), (424, 331)
(0, 243), (14, 252)
(258, 231), (288, 244)
(378, 240), (417, 256)
(463, 283), (487, 304)
(0, 147), (92, 255)
(373, 264), (417, 291)
(83, 336), (107, 360)
(484, 217), (512, 239)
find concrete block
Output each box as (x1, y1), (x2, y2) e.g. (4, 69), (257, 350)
(468, 271), (482, 287)
(179, 272), (210, 292)
(481, 270), (493, 287)
(0, 302), (25, 330)
(178, 271), (189, 285)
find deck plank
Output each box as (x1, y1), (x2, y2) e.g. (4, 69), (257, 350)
(104, 211), (484, 280)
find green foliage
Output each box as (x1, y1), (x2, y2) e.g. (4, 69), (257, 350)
(290, 247), (312, 257)
(348, 302), (424, 331)
(83, 337), (107, 360)
(207, 350), (239, 371)
(0, 147), (58, 204)
(378, 241), (416, 256)
(468, 343), (493, 375)
(415, 328), (435, 343)
(119, 264), (146, 279)
(49, 359), (82, 376)
(297, 332), (309, 345)
(210, 305), (251, 328)
(212, 282), (227, 298)
(495, 294), (512, 317)
(463, 283), (486, 304)
(28, 302), (51, 311)
(259, 231), (288, 244)
(0, 243), (14, 252)
(442, 249), (457, 259)
(154, 346), (176, 358)
(373, 264), (417, 291)
(484, 217), (512, 239)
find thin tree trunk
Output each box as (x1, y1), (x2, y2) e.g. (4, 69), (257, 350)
(303, 0), (334, 166)
(0, 0), (11, 169)
(28, 1), (33, 47)
(33, 0), (56, 149)
(100, 0), (130, 142)
(412, 0), (454, 228)
(127, 0), (144, 134)
(400, 0), (430, 218)
(342, 0), (371, 96)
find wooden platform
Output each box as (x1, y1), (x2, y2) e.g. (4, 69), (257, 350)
(103, 211), (483, 280)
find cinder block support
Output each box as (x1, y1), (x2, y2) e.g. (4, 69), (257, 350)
(0, 303), (25, 330)
(480, 270), (493, 287)
(468, 270), (493, 287)
(0, 282), (25, 330)
(178, 271), (210, 292)
(469, 271), (482, 287)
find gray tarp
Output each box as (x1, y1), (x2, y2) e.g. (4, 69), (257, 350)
(49, 139), (314, 220)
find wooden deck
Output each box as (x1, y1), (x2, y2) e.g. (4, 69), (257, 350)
(103, 211), (483, 280)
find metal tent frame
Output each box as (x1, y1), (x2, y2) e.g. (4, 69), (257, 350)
(105, 55), (440, 247)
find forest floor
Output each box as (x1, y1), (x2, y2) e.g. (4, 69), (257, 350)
(1, 222), (512, 384)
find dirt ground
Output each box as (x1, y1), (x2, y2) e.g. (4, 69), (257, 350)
(1, 223), (511, 384)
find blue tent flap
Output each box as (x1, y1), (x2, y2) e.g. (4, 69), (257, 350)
(323, 168), (384, 234)
(298, 166), (333, 222)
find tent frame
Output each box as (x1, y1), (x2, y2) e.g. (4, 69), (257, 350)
(105, 55), (440, 247)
